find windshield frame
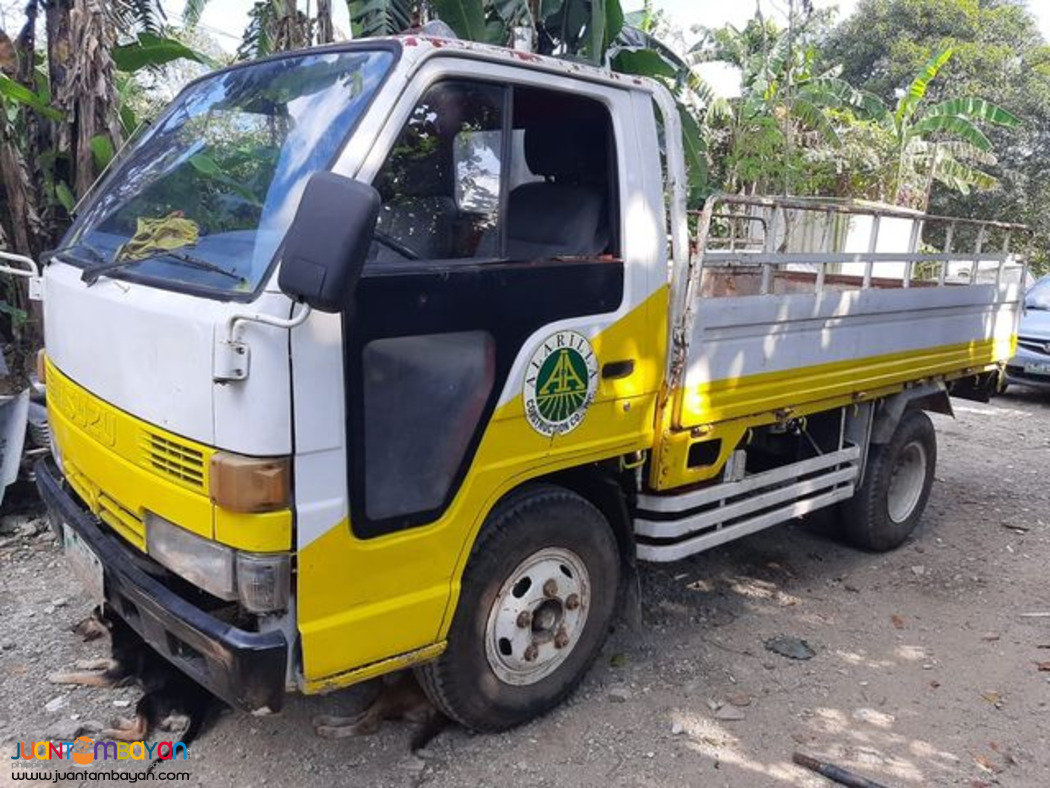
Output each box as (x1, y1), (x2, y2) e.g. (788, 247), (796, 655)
(56, 40), (402, 304)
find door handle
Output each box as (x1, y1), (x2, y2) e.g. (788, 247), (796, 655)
(601, 360), (635, 380)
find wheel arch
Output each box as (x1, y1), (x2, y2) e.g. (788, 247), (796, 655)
(508, 461), (641, 627)
(871, 382), (952, 445)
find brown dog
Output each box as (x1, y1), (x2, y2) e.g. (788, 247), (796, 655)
(313, 671), (447, 751)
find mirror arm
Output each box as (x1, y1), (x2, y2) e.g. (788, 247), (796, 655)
(214, 302), (313, 384)
(223, 302), (313, 345)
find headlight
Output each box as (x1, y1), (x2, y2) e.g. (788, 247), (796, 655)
(146, 513), (237, 601)
(146, 513), (290, 612)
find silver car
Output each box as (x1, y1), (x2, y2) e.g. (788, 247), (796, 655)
(1006, 275), (1050, 390)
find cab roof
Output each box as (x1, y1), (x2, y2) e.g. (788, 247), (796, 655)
(384, 34), (660, 94)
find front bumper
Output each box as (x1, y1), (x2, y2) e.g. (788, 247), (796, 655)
(36, 457), (287, 713)
(1006, 346), (1050, 389)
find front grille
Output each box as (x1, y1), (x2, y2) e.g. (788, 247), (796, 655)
(98, 492), (145, 550)
(1017, 336), (1050, 356)
(141, 431), (206, 490)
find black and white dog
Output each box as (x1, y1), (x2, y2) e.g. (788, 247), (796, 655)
(50, 605), (221, 744)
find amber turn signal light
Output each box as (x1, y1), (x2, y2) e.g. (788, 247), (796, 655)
(209, 452), (291, 513)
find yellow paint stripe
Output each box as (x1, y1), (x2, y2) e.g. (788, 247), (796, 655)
(675, 337), (1008, 428)
(652, 336), (1012, 490)
(301, 643), (447, 695)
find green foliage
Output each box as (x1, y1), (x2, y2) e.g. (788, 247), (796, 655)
(431, 0), (489, 42)
(824, 0), (1049, 266)
(692, 10), (858, 195)
(54, 182), (77, 215)
(182, 0), (210, 27)
(894, 47), (953, 128)
(0, 74), (62, 120)
(109, 0), (169, 36)
(89, 135), (116, 171)
(348, 0), (416, 38)
(112, 33), (216, 73)
(866, 46), (1020, 206)
(611, 48), (675, 78)
(693, 7), (1022, 212)
(678, 107), (709, 205)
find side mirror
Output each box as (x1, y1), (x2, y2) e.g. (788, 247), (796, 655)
(278, 172), (380, 313)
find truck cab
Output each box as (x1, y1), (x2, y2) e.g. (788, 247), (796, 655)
(34, 36), (1024, 729)
(38, 38), (671, 720)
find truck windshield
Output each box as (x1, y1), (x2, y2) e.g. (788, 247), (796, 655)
(62, 49), (394, 297)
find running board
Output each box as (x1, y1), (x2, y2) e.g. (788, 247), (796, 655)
(634, 445), (860, 563)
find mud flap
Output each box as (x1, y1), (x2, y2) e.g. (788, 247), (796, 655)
(948, 370), (1002, 404)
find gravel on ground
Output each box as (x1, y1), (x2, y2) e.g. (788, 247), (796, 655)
(2, 388), (1049, 787)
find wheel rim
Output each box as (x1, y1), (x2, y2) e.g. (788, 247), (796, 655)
(887, 440), (927, 524)
(484, 547), (591, 686)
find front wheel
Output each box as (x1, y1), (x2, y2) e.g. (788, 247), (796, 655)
(416, 485), (621, 731)
(841, 409), (937, 552)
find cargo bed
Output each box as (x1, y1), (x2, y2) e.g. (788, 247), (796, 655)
(651, 195), (1027, 491)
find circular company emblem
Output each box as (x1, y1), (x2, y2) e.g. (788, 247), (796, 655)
(523, 331), (599, 436)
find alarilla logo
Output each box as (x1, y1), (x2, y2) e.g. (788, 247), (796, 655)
(10, 736), (188, 765)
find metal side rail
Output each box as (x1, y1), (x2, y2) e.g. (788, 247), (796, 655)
(634, 444), (860, 562)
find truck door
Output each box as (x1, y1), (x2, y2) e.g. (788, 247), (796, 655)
(296, 65), (665, 682)
(347, 77), (626, 537)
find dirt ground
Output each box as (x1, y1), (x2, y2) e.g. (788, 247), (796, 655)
(2, 388), (1049, 788)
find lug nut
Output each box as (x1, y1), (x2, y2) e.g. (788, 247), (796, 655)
(524, 644), (539, 662)
(543, 579), (558, 597)
(554, 629), (570, 649)
(516, 610), (532, 629)
(565, 593), (580, 611)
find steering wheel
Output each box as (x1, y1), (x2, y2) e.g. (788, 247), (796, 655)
(373, 230), (420, 261)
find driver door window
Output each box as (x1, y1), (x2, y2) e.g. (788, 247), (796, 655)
(370, 81), (504, 263)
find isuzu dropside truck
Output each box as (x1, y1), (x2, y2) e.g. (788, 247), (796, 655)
(0, 36), (1026, 730)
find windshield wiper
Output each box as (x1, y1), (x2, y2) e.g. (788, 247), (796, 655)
(82, 249), (245, 287)
(48, 241), (108, 268)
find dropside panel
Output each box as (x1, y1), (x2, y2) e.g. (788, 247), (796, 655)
(676, 282), (1018, 430)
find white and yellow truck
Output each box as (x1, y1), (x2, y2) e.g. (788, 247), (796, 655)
(11, 37), (1026, 730)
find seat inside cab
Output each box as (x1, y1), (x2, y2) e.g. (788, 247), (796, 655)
(369, 80), (617, 265)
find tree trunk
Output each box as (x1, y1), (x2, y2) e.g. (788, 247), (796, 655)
(316, 0), (333, 44)
(45, 0), (74, 172)
(13, 3), (35, 84)
(0, 126), (40, 255)
(66, 0), (122, 198)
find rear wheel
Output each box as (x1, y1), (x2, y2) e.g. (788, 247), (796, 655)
(416, 485), (620, 731)
(841, 409), (937, 552)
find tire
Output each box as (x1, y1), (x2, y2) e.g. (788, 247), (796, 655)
(841, 409), (937, 552)
(416, 484), (621, 732)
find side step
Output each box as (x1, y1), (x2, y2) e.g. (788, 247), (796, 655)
(634, 445), (860, 563)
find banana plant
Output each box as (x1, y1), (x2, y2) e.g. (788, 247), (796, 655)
(688, 15), (869, 194)
(351, 0), (713, 201)
(186, 0), (321, 58)
(873, 48), (1021, 208)
(689, 17), (873, 149)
